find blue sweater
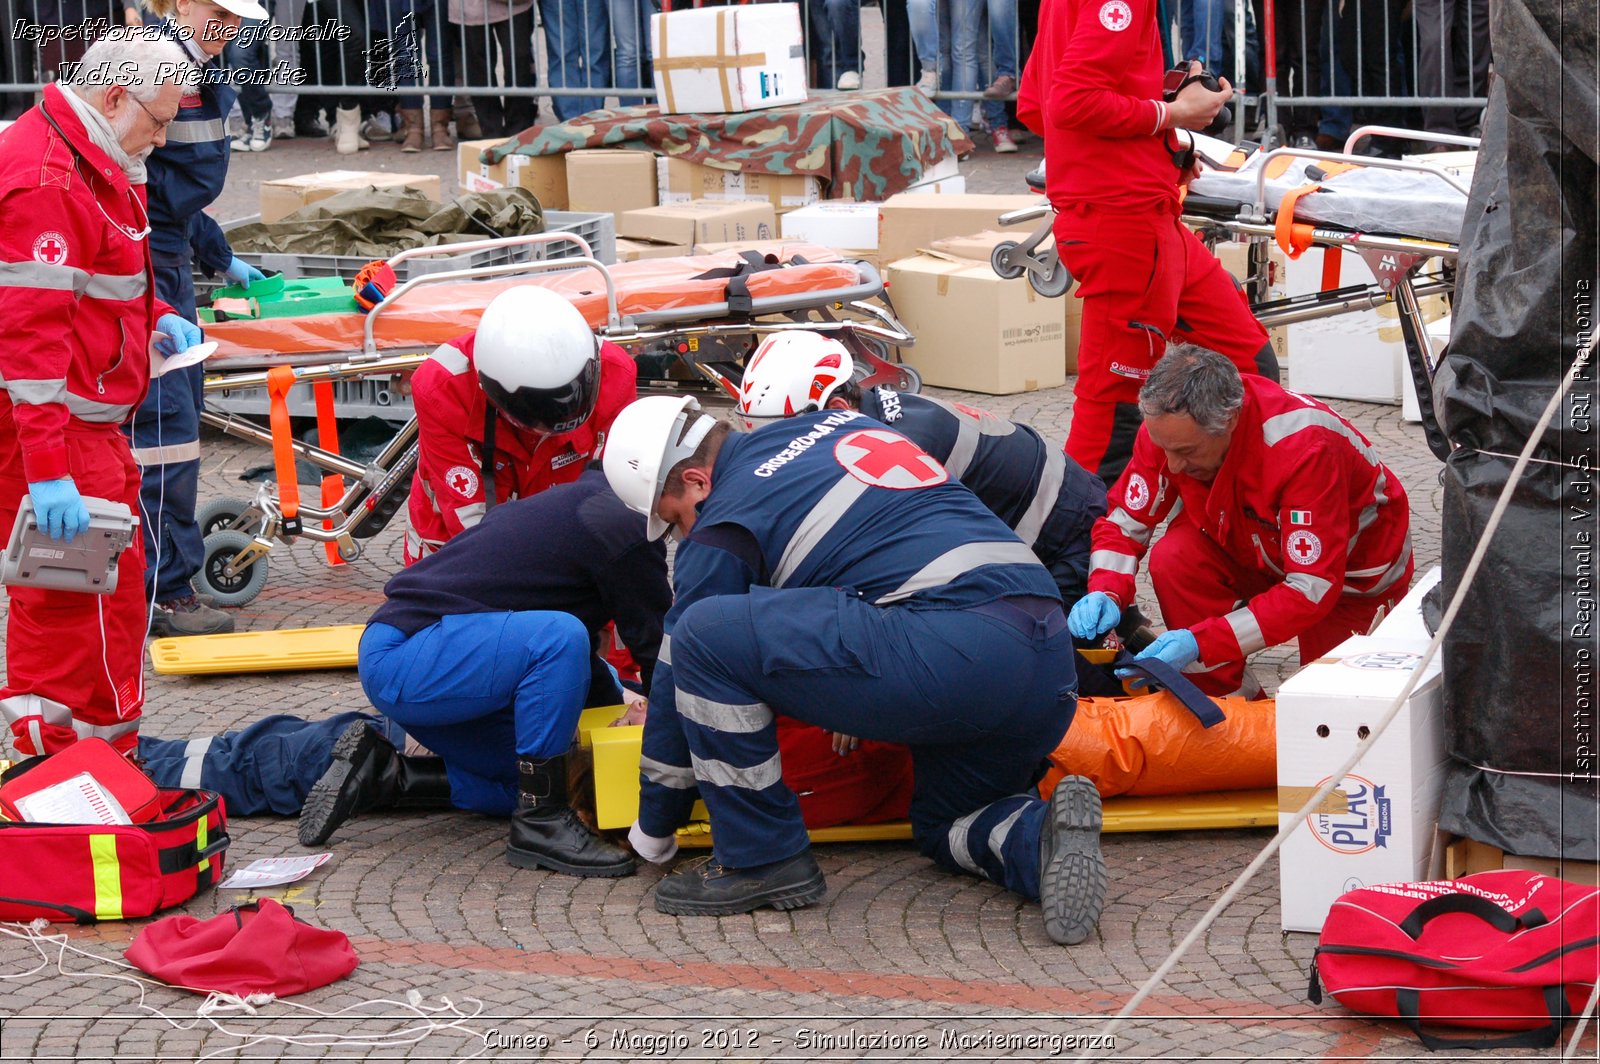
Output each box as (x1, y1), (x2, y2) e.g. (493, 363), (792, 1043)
(145, 21), (236, 273)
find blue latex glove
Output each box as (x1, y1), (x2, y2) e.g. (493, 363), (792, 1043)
(224, 256), (266, 287)
(1068, 591), (1122, 640)
(1117, 629), (1201, 689)
(154, 313), (203, 358)
(28, 478), (91, 543)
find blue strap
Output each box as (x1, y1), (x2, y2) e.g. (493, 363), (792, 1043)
(1113, 650), (1226, 728)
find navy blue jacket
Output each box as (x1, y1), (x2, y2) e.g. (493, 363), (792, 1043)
(145, 21), (236, 273)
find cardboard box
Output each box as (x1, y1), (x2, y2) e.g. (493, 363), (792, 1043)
(876, 193), (1041, 268)
(566, 149), (658, 214)
(656, 156), (821, 214)
(922, 231), (1082, 374)
(1276, 633), (1450, 933)
(457, 138), (506, 192)
(651, 3), (808, 115)
(1401, 149), (1478, 187)
(902, 175), (968, 195)
(886, 253), (1070, 395)
(615, 237), (692, 261)
(505, 154), (570, 211)
(780, 201), (880, 249)
(618, 199), (777, 245)
(260, 170), (442, 223)
(1443, 835), (1600, 885)
(1211, 238), (1291, 365)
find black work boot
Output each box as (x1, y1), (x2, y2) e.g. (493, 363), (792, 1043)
(297, 720), (451, 846)
(506, 756), (634, 877)
(653, 850), (826, 916)
(1039, 775), (1108, 945)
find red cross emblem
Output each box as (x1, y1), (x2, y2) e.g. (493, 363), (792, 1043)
(1285, 529), (1322, 565)
(32, 231), (68, 266)
(834, 429), (948, 489)
(444, 464), (479, 498)
(1099, 0), (1133, 31)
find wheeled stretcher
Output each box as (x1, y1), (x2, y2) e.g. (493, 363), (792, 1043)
(192, 236), (920, 604)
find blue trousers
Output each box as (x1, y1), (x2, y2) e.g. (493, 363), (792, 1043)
(358, 614), (596, 816)
(642, 588), (1077, 899)
(138, 711), (404, 816)
(538, 0), (608, 120)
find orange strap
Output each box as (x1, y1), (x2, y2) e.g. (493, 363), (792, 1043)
(1321, 246), (1342, 290)
(313, 381), (345, 566)
(1274, 184), (1320, 259)
(265, 366), (300, 526)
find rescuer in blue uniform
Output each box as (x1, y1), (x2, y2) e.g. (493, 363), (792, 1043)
(604, 396), (1108, 945)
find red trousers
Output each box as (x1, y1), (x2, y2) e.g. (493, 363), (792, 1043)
(0, 418), (147, 755)
(1147, 517), (1414, 696)
(1056, 203), (1274, 483)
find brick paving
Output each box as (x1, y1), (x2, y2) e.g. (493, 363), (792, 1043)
(0, 98), (1582, 1064)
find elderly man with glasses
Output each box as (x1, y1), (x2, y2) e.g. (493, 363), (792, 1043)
(0, 28), (190, 759)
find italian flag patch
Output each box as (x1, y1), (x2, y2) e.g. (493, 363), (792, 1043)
(1289, 509), (1313, 525)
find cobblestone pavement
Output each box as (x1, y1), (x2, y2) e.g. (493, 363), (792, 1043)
(0, 108), (1579, 1064)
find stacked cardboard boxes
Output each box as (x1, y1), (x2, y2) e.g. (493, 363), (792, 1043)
(260, 170), (442, 223)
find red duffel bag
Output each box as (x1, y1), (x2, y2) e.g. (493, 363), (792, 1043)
(1311, 869), (1600, 1050)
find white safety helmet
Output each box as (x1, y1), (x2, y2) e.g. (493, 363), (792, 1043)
(737, 332), (856, 425)
(474, 286), (601, 433)
(602, 395), (717, 541)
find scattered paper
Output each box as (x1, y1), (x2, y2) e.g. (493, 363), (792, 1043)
(14, 772), (132, 825)
(219, 853), (332, 890)
(150, 340), (219, 378)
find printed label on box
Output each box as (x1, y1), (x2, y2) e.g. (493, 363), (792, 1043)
(1341, 650), (1424, 671)
(1310, 773), (1393, 855)
(461, 171), (503, 193)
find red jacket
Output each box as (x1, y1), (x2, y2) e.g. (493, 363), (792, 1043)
(0, 85), (174, 482)
(1017, 0), (1182, 213)
(1088, 376), (1413, 666)
(404, 332), (637, 558)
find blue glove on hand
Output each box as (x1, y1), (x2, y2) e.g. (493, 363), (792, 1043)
(224, 256), (266, 287)
(1117, 629), (1201, 689)
(28, 477), (91, 543)
(154, 313), (203, 357)
(1068, 591), (1122, 641)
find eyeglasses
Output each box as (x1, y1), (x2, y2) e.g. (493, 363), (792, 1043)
(128, 94), (178, 130)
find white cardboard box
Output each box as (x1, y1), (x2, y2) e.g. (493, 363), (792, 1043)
(780, 201), (881, 249)
(1371, 566), (1442, 646)
(902, 175), (968, 195)
(1276, 632), (1449, 933)
(651, 3), (808, 115)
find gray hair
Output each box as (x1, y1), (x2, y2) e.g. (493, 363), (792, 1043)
(1138, 343), (1246, 435)
(64, 28), (193, 101)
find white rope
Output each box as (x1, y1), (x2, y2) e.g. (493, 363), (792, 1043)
(1078, 337), (1595, 1061)
(1565, 979), (1600, 1060)
(0, 920), (494, 1061)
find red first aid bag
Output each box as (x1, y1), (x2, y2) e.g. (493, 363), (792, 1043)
(1311, 869), (1600, 1050)
(0, 738), (163, 823)
(127, 898), (358, 998)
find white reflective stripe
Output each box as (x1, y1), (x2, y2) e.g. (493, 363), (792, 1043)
(1260, 408), (1379, 463)
(430, 343), (469, 375)
(455, 501), (487, 529)
(987, 805), (1027, 864)
(691, 751), (783, 791)
(73, 719), (139, 742)
(28, 720), (43, 754)
(0, 258), (87, 292)
(1225, 606), (1267, 657)
(66, 394), (133, 422)
(936, 398), (981, 478)
(1106, 507), (1154, 546)
(678, 692), (773, 733)
(877, 540), (1042, 604)
(403, 527), (443, 559)
(1349, 535), (1413, 597)
(946, 808), (983, 874)
(129, 439), (202, 465)
(164, 117), (225, 143)
(179, 736), (213, 789)
(82, 272), (148, 301)
(1014, 447), (1065, 548)
(771, 473), (868, 587)
(640, 754), (696, 789)
(657, 633), (671, 666)
(1089, 549), (1139, 576)
(0, 692), (75, 728)
(1284, 571), (1334, 605)
(4, 377), (69, 406)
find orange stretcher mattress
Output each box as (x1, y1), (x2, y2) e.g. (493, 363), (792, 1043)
(206, 243), (856, 366)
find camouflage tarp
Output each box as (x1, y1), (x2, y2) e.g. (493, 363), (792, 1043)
(229, 187), (545, 257)
(488, 87), (974, 202)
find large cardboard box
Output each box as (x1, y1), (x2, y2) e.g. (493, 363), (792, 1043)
(1276, 629), (1450, 933)
(886, 253), (1070, 395)
(615, 237), (692, 261)
(656, 156), (821, 214)
(457, 138), (505, 193)
(618, 199), (777, 246)
(566, 150), (658, 214)
(260, 170), (442, 222)
(923, 231), (1082, 374)
(780, 201), (880, 249)
(877, 193), (1040, 268)
(651, 3), (808, 115)
(452, 144), (569, 209)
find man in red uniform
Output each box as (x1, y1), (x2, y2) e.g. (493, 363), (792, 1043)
(404, 285), (637, 563)
(0, 30), (190, 755)
(1071, 345), (1414, 696)
(1017, 0), (1279, 484)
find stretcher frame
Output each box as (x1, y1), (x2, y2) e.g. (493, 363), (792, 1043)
(193, 234), (920, 602)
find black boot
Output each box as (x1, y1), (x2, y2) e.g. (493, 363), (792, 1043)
(297, 720), (451, 846)
(653, 850), (826, 916)
(506, 756), (634, 877)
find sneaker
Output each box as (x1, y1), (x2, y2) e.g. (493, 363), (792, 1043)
(361, 112), (395, 142)
(271, 115), (296, 140)
(246, 116), (271, 152)
(294, 112), (329, 138)
(1290, 132), (1317, 150)
(991, 127), (1019, 153)
(229, 119), (251, 152)
(149, 593), (235, 638)
(983, 74), (1017, 99)
(915, 69), (939, 98)
(1038, 775), (1107, 945)
(836, 70), (861, 91)
(653, 850), (826, 916)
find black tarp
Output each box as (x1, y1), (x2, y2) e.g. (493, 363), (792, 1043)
(1432, 0), (1600, 858)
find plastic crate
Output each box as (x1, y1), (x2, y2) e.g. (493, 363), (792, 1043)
(209, 375), (415, 422)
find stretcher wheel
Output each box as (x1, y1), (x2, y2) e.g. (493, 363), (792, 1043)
(196, 496), (250, 537)
(990, 241), (1028, 281)
(1030, 258), (1073, 299)
(195, 530), (268, 608)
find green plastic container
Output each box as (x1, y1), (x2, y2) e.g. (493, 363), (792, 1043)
(204, 274), (360, 321)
